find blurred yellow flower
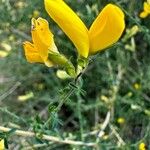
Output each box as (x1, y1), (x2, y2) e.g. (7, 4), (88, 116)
(18, 92), (34, 102)
(0, 50), (9, 58)
(15, 1), (26, 9)
(117, 117), (125, 124)
(23, 17), (58, 67)
(33, 10), (40, 18)
(147, 0), (150, 5)
(100, 95), (109, 103)
(36, 83), (45, 90)
(133, 83), (141, 90)
(0, 139), (4, 150)
(1, 42), (12, 51)
(0, 42), (12, 58)
(45, 0), (125, 58)
(139, 142), (146, 150)
(102, 134), (109, 140)
(127, 92), (133, 97)
(140, 2), (150, 18)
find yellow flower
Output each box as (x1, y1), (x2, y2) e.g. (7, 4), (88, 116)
(23, 17), (58, 67)
(44, 0), (125, 58)
(32, 10), (40, 18)
(102, 134), (109, 140)
(117, 117), (125, 124)
(139, 142), (146, 150)
(133, 83), (141, 90)
(140, 2), (150, 18)
(100, 95), (109, 103)
(127, 92), (133, 97)
(44, 0), (89, 58)
(0, 51), (9, 58)
(0, 139), (4, 150)
(18, 92), (34, 102)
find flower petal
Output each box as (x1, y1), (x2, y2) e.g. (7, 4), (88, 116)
(89, 4), (125, 54)
(44, 0), (89, 58)
(144, 2), (150, 13)
(140, 11), (148, 18)
(31, 18), (58, 61)
(23, 41), (54, 67)
(23, 41), (43, 63)
(0, 139), (4, 150)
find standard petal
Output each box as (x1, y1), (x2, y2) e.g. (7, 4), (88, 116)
(144, 2), (150, 13)
(140, 11), (148, 18)
(23, 41), (43, 63)
(89, 4), (125, 54)
(44, 0), (89, 58)
(31, 18), (58, 60)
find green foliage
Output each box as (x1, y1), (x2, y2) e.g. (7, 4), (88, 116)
(0, 0), (150, 149)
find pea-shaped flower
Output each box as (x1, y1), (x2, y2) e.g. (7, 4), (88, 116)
(140, 1), (150, 18)
(23, 17), (76, 77)
(23, 17), (58, 67)
(44, 0), (125, 58)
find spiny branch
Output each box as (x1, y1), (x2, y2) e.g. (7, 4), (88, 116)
(0, 126), (96, 147)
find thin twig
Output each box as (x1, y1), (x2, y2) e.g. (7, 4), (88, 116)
(109, 124), (126, 146)
(55, 67), (87, 113)
(23, 142), (53, 150)
(56, 87), (75, 112)
(0, 126), (96, 147)
(0, 107), (26, 124)
(76, 89), (84, 140)
(0, 82), (21, 102)
(97, 111), (111, 138)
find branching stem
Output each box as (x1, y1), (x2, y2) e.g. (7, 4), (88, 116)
(0, 126), (96, 147)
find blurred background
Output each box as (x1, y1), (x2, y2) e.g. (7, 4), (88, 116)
(0, 0), (150, 149)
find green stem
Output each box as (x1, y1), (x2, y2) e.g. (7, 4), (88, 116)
(56, 87), (76, 113)
(48, 51), (76, 78)
(77, 91), (84, 141)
